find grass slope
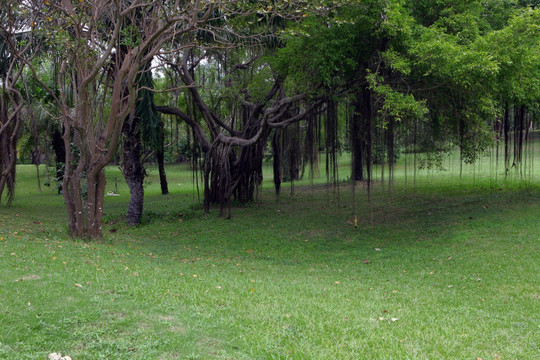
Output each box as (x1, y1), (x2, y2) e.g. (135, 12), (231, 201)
(0, 159), (539, 359)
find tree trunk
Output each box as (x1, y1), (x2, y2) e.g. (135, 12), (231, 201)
(504, 105), (510, 174)
(157, 122), (169, 195)
(282, 124), (302, 183)
(272, 130), (282, 196)
(51, 128), (66, 194)
(351, 86), (372, 182)
(206, 135), (266, 215)
(386, 116), (395, 186)
(122, 116), (146, 226)
(86, 168), (107, 238)
(351, 96), (363, 181)
(0, 95), (20, 205)
(513, 105), (525, 166)
(63, 157), (86, 238)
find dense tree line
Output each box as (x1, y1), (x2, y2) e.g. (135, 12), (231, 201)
(1, 0), (538, 238)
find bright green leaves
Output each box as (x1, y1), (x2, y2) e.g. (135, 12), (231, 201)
(486, 7), (540, 106)
(120, 25), (142, 48)
(367, 71), (428, 124)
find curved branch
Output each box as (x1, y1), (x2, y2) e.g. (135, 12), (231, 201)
(268, 102), (324, 129)
(156, 105), (211, 152)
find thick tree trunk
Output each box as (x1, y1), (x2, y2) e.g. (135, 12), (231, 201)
(122, 117), (146, 226)
(206, 135), (266, 215)
(234, 141), (264, 203)
(86, 168), (107, 238)
(63, 162), (86, 238)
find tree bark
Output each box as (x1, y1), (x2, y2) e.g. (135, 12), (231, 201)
(51, 128), (66, 194)
(86, 168), (107, 238)
(272, 130), (282, 196)
(157, 122), (169, 195)
(0, 91), (20, 205)
(122, 116), (146, 226)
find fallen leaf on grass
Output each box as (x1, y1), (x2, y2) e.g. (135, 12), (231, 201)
(48, 353), (72, 360)
(363, 259), (370, 264)
(74, 283), (83, 288)
(15, 275), (41, 281)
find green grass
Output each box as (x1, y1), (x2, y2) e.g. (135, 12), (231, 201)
(0, 151), (539, 359)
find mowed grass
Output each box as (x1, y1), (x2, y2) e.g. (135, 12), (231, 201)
(0, 152), (539, 359)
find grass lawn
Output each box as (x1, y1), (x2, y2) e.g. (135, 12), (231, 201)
(0, 153), (539, 359)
